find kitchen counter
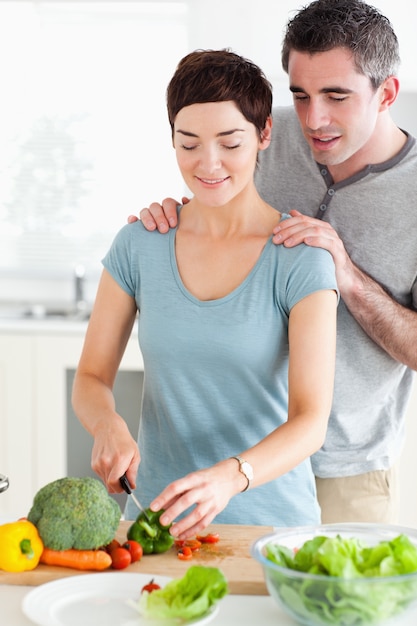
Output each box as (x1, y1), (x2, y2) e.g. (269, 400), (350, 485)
(0, 317), (90, 335)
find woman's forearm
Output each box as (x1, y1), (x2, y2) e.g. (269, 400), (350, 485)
(72, 370), (119, 437)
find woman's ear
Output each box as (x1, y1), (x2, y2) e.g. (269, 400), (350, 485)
(259, 116), (273, 150)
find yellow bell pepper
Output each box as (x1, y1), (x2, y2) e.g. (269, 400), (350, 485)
(0, 519), (44, 572)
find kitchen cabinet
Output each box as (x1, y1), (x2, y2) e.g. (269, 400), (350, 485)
(0, 334), (34, 519)
(0, 322), (143, 522)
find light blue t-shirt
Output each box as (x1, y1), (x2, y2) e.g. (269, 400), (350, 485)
(102, 214), (337, 526)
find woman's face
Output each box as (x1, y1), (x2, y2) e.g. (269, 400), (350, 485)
(173, 100), (271, 208)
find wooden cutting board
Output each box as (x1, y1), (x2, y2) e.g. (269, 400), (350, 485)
(0, 522), (273, 595)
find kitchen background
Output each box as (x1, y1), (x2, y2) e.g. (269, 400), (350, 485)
(0, 0), (416, 524)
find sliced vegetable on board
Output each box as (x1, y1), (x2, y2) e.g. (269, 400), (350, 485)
(196, 533), (220, 544)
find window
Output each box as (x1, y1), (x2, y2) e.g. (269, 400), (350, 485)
(0, 1), (187, 281)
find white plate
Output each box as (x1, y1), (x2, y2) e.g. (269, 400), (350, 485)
(22, 572), (220, 626)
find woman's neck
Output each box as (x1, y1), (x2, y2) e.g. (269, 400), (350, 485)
(179, 190), (281, 239)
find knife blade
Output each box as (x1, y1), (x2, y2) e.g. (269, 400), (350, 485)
(119, 473), (150, 522)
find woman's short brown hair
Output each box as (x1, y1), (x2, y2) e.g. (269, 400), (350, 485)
(167, 49), (273, 139)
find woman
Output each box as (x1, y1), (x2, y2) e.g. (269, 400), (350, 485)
(72, 49), (338, 540)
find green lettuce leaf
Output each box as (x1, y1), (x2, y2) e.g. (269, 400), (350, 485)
(136, 565), (228, 622)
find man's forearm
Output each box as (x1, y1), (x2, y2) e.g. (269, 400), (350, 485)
(342, 265), (417, 370)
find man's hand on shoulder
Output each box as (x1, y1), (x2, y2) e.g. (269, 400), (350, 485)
(272, 209), (337, 251)
(131, 197), (189, 231)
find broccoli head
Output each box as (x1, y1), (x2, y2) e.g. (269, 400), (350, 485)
(27, 476), (121, 551)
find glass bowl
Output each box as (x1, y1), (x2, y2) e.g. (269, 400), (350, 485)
(251, 523), (417, 626)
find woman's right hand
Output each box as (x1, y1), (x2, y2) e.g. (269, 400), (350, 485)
(131, 196), (189, 231)
(90, 415), (140, 494)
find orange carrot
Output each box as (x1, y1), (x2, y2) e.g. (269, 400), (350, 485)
(40, 547), (112, 571)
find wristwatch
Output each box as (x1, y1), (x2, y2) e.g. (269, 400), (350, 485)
(231, 455), (253, 492)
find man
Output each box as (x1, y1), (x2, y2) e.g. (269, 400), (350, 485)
(137, 0), (417, 524)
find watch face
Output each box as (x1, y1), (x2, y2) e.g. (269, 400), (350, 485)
(242, 461), (254, 480)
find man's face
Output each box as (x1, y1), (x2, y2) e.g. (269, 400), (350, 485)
(287, 47), (383, 179)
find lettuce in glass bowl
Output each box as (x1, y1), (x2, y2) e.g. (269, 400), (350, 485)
(251, 523), (417, 625)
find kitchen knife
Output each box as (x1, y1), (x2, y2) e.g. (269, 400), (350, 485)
(119, 473), (150, 521)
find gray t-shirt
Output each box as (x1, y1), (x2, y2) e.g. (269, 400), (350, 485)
(256, 106), (417, 478)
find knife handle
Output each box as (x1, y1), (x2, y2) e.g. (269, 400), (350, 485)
(119, 473), (133, 495)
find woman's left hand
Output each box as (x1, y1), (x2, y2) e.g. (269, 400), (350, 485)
(149, 460), (240, 540)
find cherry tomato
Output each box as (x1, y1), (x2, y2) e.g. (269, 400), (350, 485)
(174, 538), (201, 551)
(106, 539), (121, 553)
(141, 578), (161, 594)
(177, 545), (193, 561)
(111, 546), (132, 569)
(196, 533), (220, 544)
(123, 540), (143, 563)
